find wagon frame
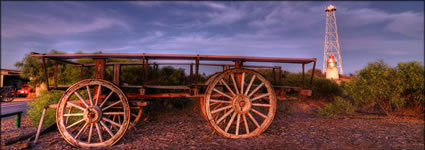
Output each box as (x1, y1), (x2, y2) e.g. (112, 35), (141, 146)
(30, 52), (316, 147)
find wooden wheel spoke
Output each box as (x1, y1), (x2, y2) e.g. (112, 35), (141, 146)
(243, 114), (250, 134)
(95, 123), (103, 142)
(251, 108), (268, 119)
(103, 117), (122, 128)
(66, 102), (85, 111)
(74, 91), (89, 108)
(225, 112), (237, 133)
(210, 99), (231, 104)
(216, 109), (234, 124)
(99, 91), (114, 108)
(251, 93), (271, 101)
(236, 114), (241, 135)
(247, 82), (265, 98)
(103, 112), (125, 115)
(247, 112), (260, 128)
(131, 113), (138, 117)
(64, 113), (84, 117)
(75, 122), (89, 139)
(65, 107), (73, 124)
(230, 74), (240, 94)
(86, 86), (93, 106)
(66, 118), (85, 129)
(245, 75), (256, 95)
(213, 88), (233, 100)
(95, 85), (101, 106)
(252, 103), (272, 107)
(88, 124), (93, 144)
(100, 120), (115, 137)
(102, 100), (122, 111)
(240, 73), (245, 94)
(220, 79), (236, 97)
(211, 105), (232, 114)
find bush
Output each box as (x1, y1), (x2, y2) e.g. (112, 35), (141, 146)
(344, 60), (424, 116)
(319, 96), (356, 117)
(27, 90), (63, 128)
(282, 73), (342, 99)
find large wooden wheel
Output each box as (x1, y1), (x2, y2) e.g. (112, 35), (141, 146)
(56, 79), (130, 147)
(204, 68), (276, 138)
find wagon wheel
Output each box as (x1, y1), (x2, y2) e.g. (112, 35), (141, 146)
(1, 87), (16, 102)
(204, 68), (276, 138)
(56, 79), (130, 147)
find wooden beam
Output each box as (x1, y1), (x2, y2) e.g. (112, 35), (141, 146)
(54, 63), (58, 89)
(95, 59), (105, 79)
(41, 58), (49, 91)
(113, 64), (120, 85)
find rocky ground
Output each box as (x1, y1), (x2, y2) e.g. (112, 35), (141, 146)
(1, 100), (424, 150)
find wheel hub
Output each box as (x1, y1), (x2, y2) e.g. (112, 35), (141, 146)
(84, 106), (102, 123)
(232, 94), (252, 114)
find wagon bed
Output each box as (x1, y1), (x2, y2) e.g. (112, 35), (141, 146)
(30, 52), (316, 147)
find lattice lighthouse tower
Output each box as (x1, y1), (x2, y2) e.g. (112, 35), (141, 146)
(323, 5), (343, 79)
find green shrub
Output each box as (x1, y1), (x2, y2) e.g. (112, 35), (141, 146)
(344, 60), (424, 116)
(319, 96), (356, 117)
(27, 90), (63, 128)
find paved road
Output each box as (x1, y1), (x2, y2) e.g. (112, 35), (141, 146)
(1, 101), (30, 120)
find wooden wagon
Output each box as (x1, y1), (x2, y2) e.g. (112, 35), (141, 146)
(30, 52), (316, 147)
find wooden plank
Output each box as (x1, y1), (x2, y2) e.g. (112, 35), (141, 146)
(113, 64), (120, 85)
(30, 52), (317, 64)
(41, 58), (50, 91)
(95, 59), (105, 79)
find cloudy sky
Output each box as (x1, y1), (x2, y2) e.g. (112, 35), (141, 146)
(1, 1), (423, 75)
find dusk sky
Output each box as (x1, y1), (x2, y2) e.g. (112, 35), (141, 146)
(1, 1), (424, 75)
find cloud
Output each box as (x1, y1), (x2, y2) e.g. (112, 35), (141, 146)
(2, 3), (130, 38)
(131, 1), (162, 7)
(338, 7), (424, 39)
(386, 12), (424, 38)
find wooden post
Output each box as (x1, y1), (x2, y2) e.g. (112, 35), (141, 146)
(144, 58), (149, 86)
(272, 68), (276, 83)
(95, 59), (105, 79)
(278, 66), (282, 83)
(80, 65), (84, 80)
(302, 63), (305, 88)
(34, 106), (47, 144)
(113, 64), (120, 85)
(194, 57), (200, 95)
(54, 62), (58, 89)
(310, 61), (316, 86)
(41, 58), (49, 91)
(234, 61), (243, 87)
(195, 57), (199, 85)
(142, 57), (145, 85)
(190, 63), (193, 85)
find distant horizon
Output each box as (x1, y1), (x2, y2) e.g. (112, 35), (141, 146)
(2, 1), (424, 75)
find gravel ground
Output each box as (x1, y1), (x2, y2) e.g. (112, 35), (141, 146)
(1, 101), (424, 150)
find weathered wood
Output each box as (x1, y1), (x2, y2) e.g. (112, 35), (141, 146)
(190, 63), (193, 84)
(310, 61), (316, 86)
(54, 63), (58, 89)
(80, 65), (84, 80)
(95, 59), (105, 79)
(41, 58), (49, 91)
(3, 123), (56, 146)
(56, 79), (130, 147)
(204, 68), (276, 138)
(144, 57), (149, 86)
(34, 106), (47, 144)
(302, 63), (305, 88)
(113, 64), (120, 85)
